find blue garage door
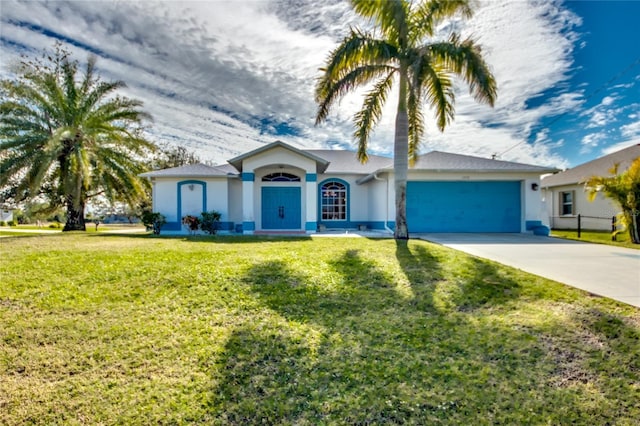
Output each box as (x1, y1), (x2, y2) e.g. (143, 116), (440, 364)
(262, 187), (301, 230)
(407, 181), (521, 233)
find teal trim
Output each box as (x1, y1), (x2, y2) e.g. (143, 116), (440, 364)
(318, 178), (350, 227)
(177, 180), (207, 224)
(164, 221), (182, 231)
(306, 173), (317, 182)
(243, 221), (255, 231)
(526, 220), (542, 230)
(305, 221), (317, 231)
(242, 172), (255, 181)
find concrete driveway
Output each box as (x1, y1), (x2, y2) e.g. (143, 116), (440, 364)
(417, 233), (640, 308)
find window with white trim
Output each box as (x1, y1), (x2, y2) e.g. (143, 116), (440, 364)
(560, 191), (574, 215)
(321, 181), (346, 220)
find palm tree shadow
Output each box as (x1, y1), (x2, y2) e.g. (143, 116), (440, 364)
(395, 239), (523, 313)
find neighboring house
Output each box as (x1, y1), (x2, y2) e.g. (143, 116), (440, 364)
(541, 144), (640, 231)
(140, 140), (557, 235)
(0, 206), (14, 223)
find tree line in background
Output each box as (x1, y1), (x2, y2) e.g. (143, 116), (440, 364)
(0, 43), (204, 230)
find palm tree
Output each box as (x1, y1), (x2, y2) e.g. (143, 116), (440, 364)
(315, 0), (497, 239)
(585, 157), (640, 244)
(0, 46), (155, 231)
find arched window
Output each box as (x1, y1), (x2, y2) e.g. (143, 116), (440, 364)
(321, 181), (347, 220)
(262, 172), (300, 182)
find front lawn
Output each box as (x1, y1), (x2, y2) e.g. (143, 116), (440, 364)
(1, 234), (638, 424)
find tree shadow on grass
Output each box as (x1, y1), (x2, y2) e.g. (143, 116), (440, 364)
(395, 240), (524, 313)
(205, 241), (638, 423)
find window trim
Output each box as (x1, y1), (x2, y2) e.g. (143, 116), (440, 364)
(559, 190), (575, 216)
(319, 179), (349, 222)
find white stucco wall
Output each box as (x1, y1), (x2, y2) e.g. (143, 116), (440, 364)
(151, 177), (230, 223)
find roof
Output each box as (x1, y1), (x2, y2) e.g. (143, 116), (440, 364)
(228, 140), (329, 173)
(306, 150), (392, 174)
(412, 151), (559, 173)
(541, 144), (640, 188)
(139, 163), (236, 178)
(140, 141), (559, 181)
(357, 151), (559, 183)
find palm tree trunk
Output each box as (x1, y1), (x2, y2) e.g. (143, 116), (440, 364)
(394, 69), (410, 240)
(63, 197), (86, 231)
(628, 209), (640, 244)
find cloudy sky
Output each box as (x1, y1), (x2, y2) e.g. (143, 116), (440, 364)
(1, 0), (639, 169)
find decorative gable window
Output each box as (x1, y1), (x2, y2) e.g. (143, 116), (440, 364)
(321, 181), (347, 220)
(262, 172), (300, 182)
(560, 191), (574, 215)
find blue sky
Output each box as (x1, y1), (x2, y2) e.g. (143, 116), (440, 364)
(1, 0), (639, 169)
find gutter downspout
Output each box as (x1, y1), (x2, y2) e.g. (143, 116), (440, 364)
(373, 173), (393, 234)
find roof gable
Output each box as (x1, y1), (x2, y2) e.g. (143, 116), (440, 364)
(542, 144), (640, 187)
(228, 140), (329, 173)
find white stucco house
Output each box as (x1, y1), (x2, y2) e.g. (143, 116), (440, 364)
(0, 207), (14, 223)
(541, 144), (640, 231)
(140, 140), (558, 235)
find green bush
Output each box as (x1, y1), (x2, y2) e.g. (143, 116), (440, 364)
(8, 220), (17, 227)
(200, 210), (222, 235)
(140, 211), (166, 235)
(48, 222), (62, 229)
(0, 221), (6, 227)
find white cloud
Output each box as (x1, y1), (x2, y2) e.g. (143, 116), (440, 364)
(0, 0), (584, 168)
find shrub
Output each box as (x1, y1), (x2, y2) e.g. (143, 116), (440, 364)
(140, 211), (167, 235)
(8, 220), (17, 227)
(48, 222), (62, 229)
(0, 221), (6, 227)
(182, 215), (200, 234)
(200, 210), (222, 235)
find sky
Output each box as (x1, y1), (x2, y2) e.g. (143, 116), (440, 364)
(1, 0), (639, 170)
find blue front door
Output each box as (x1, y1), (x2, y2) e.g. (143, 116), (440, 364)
(261, 187), (301, 229)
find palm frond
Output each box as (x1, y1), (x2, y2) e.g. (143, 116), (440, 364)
(316, 64), (396, 124)
(428, 35), (497, 107)
(411, 0), (474, 39)
(351, 0), (409, 46)
(353, 72), (395, 163)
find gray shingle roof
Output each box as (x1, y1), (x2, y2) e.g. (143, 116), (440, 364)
(412, 151), (559, 172)
(306, 150), (392, 174)
(140, 142), (559, 180)
(139, 163), (236, 178)
(541, 144), (640, 187)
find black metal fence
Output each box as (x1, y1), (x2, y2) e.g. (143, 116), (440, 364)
(550, 215), (619, 240)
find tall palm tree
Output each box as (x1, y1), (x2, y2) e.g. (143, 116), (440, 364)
(316, 0), (497, 239)
(0, 46), (155, 231)
(585, 157), (640, 244)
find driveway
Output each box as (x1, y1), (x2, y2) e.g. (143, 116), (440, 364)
(417, 233), (640, 308)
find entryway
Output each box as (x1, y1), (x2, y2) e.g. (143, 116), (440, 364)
(261, 187), (301, 230)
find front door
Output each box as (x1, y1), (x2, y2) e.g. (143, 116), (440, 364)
(261, 187), (301, 229)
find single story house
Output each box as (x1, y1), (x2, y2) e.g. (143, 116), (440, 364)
(0, 206), (14, 223)
(541, 144), (640, 231)
(140, 140), (558, 235)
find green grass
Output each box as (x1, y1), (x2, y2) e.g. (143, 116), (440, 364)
(552, 229), (638, 249)
(1, 234), (638, 424)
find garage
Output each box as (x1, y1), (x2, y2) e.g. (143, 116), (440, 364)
(406, 181), (522, 233)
